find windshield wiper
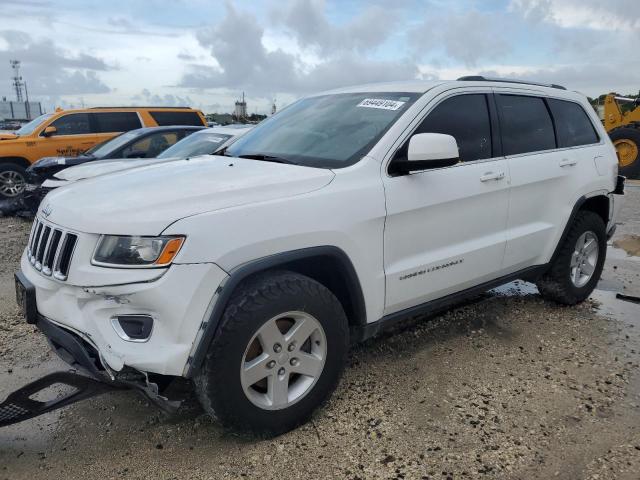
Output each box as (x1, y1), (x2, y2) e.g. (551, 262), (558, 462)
(235, 153), (298, 165)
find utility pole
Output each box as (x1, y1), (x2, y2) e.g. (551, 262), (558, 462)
(24, 81), (31, 119)
(10, 60), (24, 103)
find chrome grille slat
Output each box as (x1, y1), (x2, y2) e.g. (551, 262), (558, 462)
(30, 222), (43, 265)
(42, 229), (62, 276)
(35, 226), (51, 270)
(56, 234), (77, 280)
(52, 232), (67, 276)
(27, 217), (77, 282)
(27, 220), (38, 258)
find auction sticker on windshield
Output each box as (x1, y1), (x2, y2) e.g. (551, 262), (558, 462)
(357, 98), (406, 111)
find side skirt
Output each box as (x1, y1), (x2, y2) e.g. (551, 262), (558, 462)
(351, 264), (547, 342)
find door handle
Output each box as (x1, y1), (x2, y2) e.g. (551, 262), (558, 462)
(559, 158), (577, 167)
(480, 171), (505, 182)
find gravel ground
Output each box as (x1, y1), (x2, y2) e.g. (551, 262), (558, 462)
(1, 189), (640, 480)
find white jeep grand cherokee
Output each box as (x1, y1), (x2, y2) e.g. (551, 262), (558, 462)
(16, 77), (624, 435)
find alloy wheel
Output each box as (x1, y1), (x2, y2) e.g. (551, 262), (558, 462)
(240, 311), (327, 410)
(0, 170), (26, 197)
(570, 231), (599, 288)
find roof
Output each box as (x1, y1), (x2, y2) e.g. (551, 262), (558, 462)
(49, 106), (202, 115)
(89, 106), (197, 110)
(319, 81), (445, 95)
(124, 125), (206, 135)
(314, 77), (579, 98)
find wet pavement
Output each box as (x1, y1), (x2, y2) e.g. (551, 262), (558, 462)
(0, 188), (639, 479)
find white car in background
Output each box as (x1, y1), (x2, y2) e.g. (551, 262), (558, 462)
(42, 125), (252, 189)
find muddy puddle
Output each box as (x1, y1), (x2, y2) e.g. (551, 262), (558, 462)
(614, 234), (640, 257)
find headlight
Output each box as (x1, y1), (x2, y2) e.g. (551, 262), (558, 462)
(92, 235), (185, 267)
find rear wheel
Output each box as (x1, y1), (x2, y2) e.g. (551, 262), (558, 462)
(0, 163), (27, 199)
(536, 211), (606, 305)
(610, 127), (640, 179)
(194, 270), (348, 437)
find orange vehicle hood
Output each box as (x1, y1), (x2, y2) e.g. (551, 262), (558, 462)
(0, 133), (19, 140)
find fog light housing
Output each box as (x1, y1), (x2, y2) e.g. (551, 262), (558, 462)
(111, 315), (154, 342)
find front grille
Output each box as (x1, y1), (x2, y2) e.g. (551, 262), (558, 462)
(27, 218), (78, 281)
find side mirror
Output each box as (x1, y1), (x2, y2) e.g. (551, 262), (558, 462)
(42, 126), (57, 137)
(393, 133), (459, 175)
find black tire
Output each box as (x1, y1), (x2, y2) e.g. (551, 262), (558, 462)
(0, 163), (27, 200)
(609, 127), (640, 179)
(536, 211), (607, 305)
(194, 270), (349, 437)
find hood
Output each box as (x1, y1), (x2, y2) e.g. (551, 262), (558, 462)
(41, 156), (335, 235)
(55, 157), (176, 182)
(0, 133), (18, 140)
(27, 155), (96, 181)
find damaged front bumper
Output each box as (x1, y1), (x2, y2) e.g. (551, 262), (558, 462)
(20, 251), (229, 376)
(0, 314), (179, 428)
(2, 273), (191, 428)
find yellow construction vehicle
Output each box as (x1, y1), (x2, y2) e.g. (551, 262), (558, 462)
(602, 93), (640, 178)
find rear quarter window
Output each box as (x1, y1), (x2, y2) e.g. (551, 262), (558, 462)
(497, 95), (556, 156)
(149, 111), (204, 126)
(92, 112), (142, 133)
(547, 99), (600, 147)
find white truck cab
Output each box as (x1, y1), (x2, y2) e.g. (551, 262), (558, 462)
(14, 77), (624, 435)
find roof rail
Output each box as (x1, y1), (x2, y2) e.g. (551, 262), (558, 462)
(88, 106), (193, 110)
(457, 75), (567, 91)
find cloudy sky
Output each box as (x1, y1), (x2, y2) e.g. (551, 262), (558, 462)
(0, 0), (638, 114)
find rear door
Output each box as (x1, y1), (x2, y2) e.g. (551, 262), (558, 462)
(382, 91), (510, 315)
(497, 91), (598, 271)
(91, 112), (143, 146)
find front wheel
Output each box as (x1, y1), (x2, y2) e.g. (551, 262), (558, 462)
(536, 211), (607, 305)
(0, 163), (27, 199)
(194, 271), (349, 436)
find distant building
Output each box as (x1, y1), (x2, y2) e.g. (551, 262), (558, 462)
(0, 100), (42, 121)
(234, 92), (247, 120)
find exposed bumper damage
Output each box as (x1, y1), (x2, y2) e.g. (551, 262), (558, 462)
(3, 233), (229, 427)
(20, 251), (229, 376)
(0, 314), (180, 428)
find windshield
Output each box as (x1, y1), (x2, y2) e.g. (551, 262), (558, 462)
(226, 92), (419, 168)
(15, 114), (53, 135)
(87, 131), (141, 158)
(84, 138), (113, 155)
(158, 131), (233, 159)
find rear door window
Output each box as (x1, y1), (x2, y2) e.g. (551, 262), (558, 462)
(92, 112), (142, 133)
(48, 113), (91, 136)
(547, 99), (600, 147)
(149, 111), (204, 126)
(497, 95), (556, 155)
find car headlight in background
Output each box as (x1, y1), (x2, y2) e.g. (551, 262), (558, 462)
(92, 235), (185, 267)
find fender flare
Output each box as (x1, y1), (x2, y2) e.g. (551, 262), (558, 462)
(0, 156), (31, 169)
(548, 192), (610, 266)
(186, 246), (366, 377)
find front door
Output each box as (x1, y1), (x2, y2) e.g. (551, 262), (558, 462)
(382, 92), (510, 315)
(39, 113), (97, 160)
